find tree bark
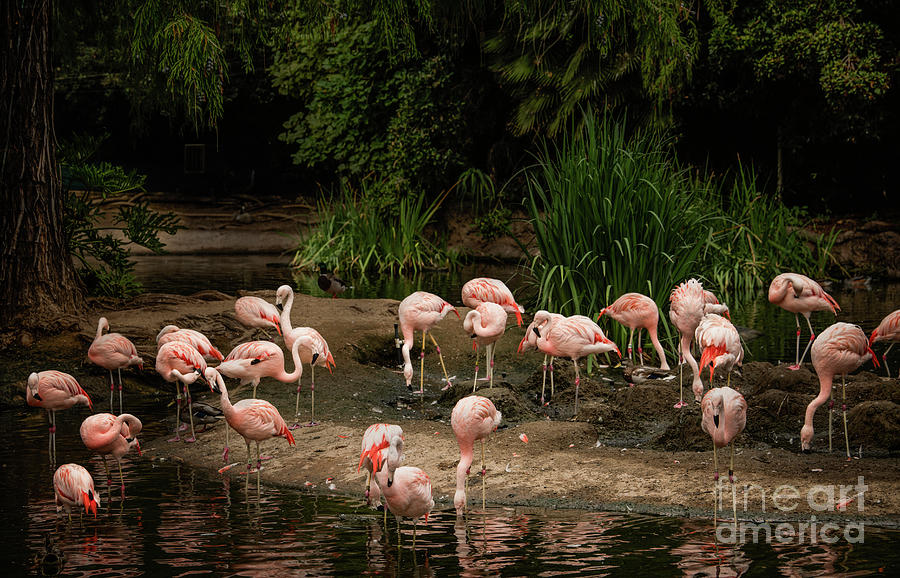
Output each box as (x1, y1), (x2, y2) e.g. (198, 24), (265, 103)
(1, 0), (83, 331)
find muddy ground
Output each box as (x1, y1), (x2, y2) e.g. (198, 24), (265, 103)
(7, 289), (899, 527)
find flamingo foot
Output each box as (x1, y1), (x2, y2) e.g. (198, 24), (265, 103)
(288, 423), (301, 431)
(303, 421), (320, 428)
(788, 364), (801, 371)
(183, 436), (196, 443)
(239, 467), (263, 475)
(673, 401), (687, 409)
(178, 423), (189, 432)
(167, 435), (181, 443)
(222, 447), (230, 462)
(259, 456), (274, 461)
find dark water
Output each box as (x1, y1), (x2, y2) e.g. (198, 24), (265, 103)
(4, 257), (897, 575)
(4, 399), (898, 576)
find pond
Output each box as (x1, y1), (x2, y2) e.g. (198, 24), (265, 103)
(4, 255), (897, 575)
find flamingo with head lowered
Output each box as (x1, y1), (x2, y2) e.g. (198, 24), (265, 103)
(398, 291), (460, 395)
(80, 412), (142, 500)
(463, 302), (507, 391)
(461, 277), (524, 326)
(26, 370), (92, 465)
(768, 273), (840, 370)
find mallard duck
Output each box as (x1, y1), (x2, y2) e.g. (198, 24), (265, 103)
(317, 263), (351, 298)
(180, 400), (224, 433)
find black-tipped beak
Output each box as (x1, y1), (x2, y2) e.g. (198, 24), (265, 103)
(126, 437), (135, 443)
(312, 352), (320, 365)
(387, 477), (393, 488)
(532, 326), (541, 338)
(471, 333), (477, 339)
(713, 414), (720, 428)
(33, 392), (42, 401)
(276, 302), (283, 311)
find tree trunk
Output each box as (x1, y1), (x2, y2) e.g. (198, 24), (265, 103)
(1, 0), (83, 332)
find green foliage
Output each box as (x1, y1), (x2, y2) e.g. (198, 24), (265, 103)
(458, 168), (511, 241)
(292, 180), (458, 275)
(485, 1), (699, 136)
(60, 135), (181, 298)
(271, 16), (464, 205)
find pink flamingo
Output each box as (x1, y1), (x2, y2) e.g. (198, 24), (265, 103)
(399, 291), (460, 395)
(358, 423), (404, 525)
(701, 386), (747, 530)
(695, 313), (744, 391)
(517, 310), (565, 405)
(802, 322), (878, 458)
(531, 312), (620, 418)
(156, 325), (224, 361)
(25, 370), (92, 463)
(869, 309), (900, 377)
(53, 463), (100, 521)
(234, 295), (282, 338)
(88, 317), (143, 414)
(372, 436), (434, 547)
(597, 292), (669, 370)
(80, 412), (142, 499)
(276, 285), (336, 425)
(155, 340), (207, 442)
(670, 279), (724, 407)
(208, 373), (295, 481)
(463, 302), (508, 391)
(451, 395), (502, 514)
(461, 277), (525, 326)
(768, 273), (840, 370)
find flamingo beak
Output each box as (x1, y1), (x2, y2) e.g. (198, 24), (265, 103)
(33, 392), (42, 401)
(713, 413), (720, 428)
(312, 352), (320, 365)
(532, 327), (541, 338)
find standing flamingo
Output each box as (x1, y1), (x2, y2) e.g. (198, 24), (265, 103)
(276, 285), (336, 426)
(53, 463), (100, 521)
(155, 340), (207, 442)
(157, 325), (224, 361)
(669, 279), (708, 407)
(234, 295), (282, 339)
(517, 311), (565, 405)
(88, 317), (143, 414)
(358, 423), (404, 525)
(802, 322), (878, 458)
(695, 313), (744, 391)
(399, 291), (460, 395)
(461, 277), (525, 326)
(597, 292), (669, 370)
(451, 395), (502, 514)
(463, 302), (508, 391)
(208, 374), (295, 483)
(372, 436), (434, 548)
(80, 412), (142, 500)
(700, 386), (747, 532)
(26, 371), (92, 464)
(531, 312), (620, 418)
(768, 273), (840, 370)
(869, 309), (900, 377)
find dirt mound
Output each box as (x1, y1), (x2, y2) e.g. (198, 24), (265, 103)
(848, 401), (900, 452)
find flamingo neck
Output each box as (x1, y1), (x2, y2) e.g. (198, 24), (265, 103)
(276, 337), (304, 382)
(280, 290), (295, 336)
(95, 319), (106, 340)
(454, 442), (475, 512)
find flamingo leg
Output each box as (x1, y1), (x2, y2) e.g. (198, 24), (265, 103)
(118, 368), (124, 414)
(488, 344), (495, 389)
(674, 344), (687, 409)
(549, 357), (555, 396)
(842, 376), (851, 460)
(572, 360), (581, 419)
(170, 383), (182, 442)
(295, 376), (302, 416)
(627, 328), (634, 361)
(223, 422), (230, 463)
(109, 370), (115, 413)
(384, 498), (388, 528)
(117, 459), (126, 500)
(244, 438), (253, 474)
(48, 410), (56, 466)
(256, 441), (262, 492)
(419, 331), (426, 398)
(429, 333), (452, 389)
(309, 364), (317, 426)
(637, 328), (644, 366)
(412, 519), (417, 550)
(472, 345), (479, 393)
(828, 390), (834, 452)
(796, 314), (817, 368)
(102, 455), (111, 488)
(184, 383), (196, 442)
(481, 439), (486, 511)
(730, 442), (737, 528)
(883, 343), (894, 378)
(540, 354), (548, 405)
(712, 441), (719, 531)
(252, 382), (259, 398)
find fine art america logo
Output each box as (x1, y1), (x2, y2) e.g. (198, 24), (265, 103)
(716, 476), (867, 544)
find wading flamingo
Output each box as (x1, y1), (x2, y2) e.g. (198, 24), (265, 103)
(53, 463), (100, 521)
(518, 311), (565, 405)
(276, 285), (336, 426)
(156, 325), (223, 361)
(26, 370), (92, 464)
(597, 292), (669, 370)
(399, 291), (460, 395)
(802, 322), (878, 458)
(695, 313), (744, 391)
(531, 312), (620, 418)
(372, 436), (434, 548)
(155, 340), (207, 442)
(461, 277), (525, 326)
(88, 317), (143, 414)
(208, 375), (295, 484)
(463, 302), (508, 391)
(869, 309), (900, 377)
(768, 273), (840, 370)
(358, 423), (404, 524)
(318, 264), (351, 298)
(234, 295), (282, 339)
(670, 280), (723, 407)
(80, 412), (142, 500)
(451, 395), (502, 514)
(701, 386), (747, 532)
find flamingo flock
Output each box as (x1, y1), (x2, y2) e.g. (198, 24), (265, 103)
(23, 272), (894, 544)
